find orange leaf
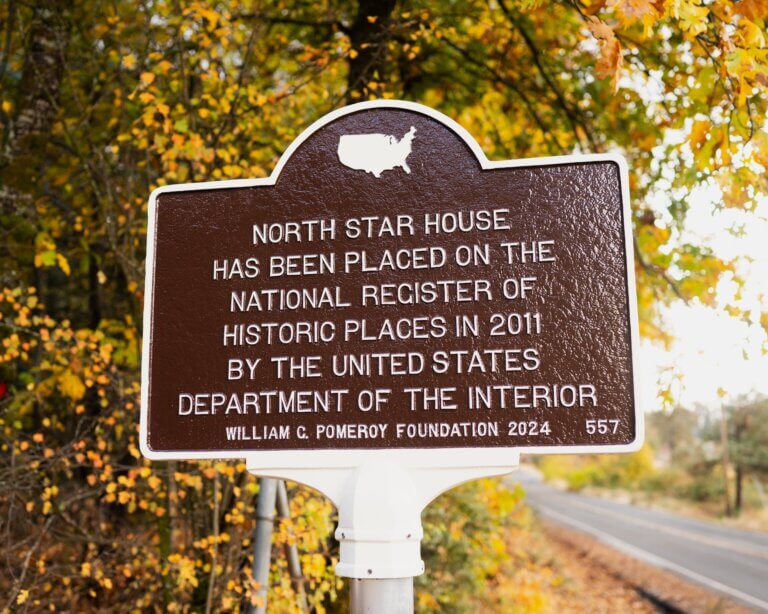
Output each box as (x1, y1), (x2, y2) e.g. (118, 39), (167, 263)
(588, 19), (623, 92)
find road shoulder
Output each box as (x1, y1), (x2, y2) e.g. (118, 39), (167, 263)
(542, 520), (755, 613)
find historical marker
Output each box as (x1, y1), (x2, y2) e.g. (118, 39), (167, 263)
(140, 101), (642, 460)
(140, 101), (643, 598)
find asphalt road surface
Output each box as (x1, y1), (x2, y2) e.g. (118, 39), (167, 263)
(515, 468), (768, 611)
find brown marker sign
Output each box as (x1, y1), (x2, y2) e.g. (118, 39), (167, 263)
(140, 101), (642, 459)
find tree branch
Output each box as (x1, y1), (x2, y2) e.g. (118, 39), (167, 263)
(633, 235), (688, 303)
(497, 0), (598, 151)
(236, 13), (350, 35)
(442, 36), (566, 154)
(346, 0), (397, 101)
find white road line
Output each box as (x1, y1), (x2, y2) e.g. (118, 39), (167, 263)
(540, 507), (768, 612)
(546, 493), (768, 560)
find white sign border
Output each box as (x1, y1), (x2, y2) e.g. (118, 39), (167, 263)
(139, 99), (644, 466)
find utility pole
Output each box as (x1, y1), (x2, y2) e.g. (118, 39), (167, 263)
(276, 480), (308, 612)
(718, 391), (732, 517)
(248, 478), (278, 614)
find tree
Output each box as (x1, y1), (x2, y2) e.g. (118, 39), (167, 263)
(1, 0), (767, 609)
(646, 406), (700, 467)
(728, 399), (768, 514)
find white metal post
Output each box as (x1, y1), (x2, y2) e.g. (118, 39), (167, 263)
(247, 456), (519, 614)
(351, 578), (414, 614)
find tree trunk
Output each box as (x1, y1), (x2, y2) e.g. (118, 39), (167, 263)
(720, 404), (732, 517)
(0, 0), (69, 211)
(346, 0), (397, 101)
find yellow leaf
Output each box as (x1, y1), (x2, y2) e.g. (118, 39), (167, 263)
(59, 370), (86, 401)
(349, 49), (358, 59)
(175, 556), (199, 590)
(56, 253), (70, 276)
(736, 19), (766, 47)
(669, 0), (709, 36)
(122, 53), (137, 69)
(760, 312), (768, 336)
(16, 590), (29, 605)
(689, 119), (709, 151)
(140, 72), (156, 86)
(609, 0), (658, 35)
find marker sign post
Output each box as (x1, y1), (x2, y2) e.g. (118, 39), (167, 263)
(140, 100), (642, 612)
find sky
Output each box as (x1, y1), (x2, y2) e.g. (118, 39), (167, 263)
(638, 189), (768, 413)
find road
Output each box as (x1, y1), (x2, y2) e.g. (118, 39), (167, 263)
(515, 468), (768, 612)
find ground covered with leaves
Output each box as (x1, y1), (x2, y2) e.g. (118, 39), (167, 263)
(542, 522), (752, 614)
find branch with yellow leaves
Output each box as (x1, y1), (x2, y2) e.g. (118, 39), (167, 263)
(633, 235), (688, 303)
(442, 37), (567, 155)
(497, 0), (599, 152)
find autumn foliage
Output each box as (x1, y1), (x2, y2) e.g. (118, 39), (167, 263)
(1, 0), (767, 611)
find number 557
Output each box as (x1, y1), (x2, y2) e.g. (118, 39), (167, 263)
(585, 419), (619, 435)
